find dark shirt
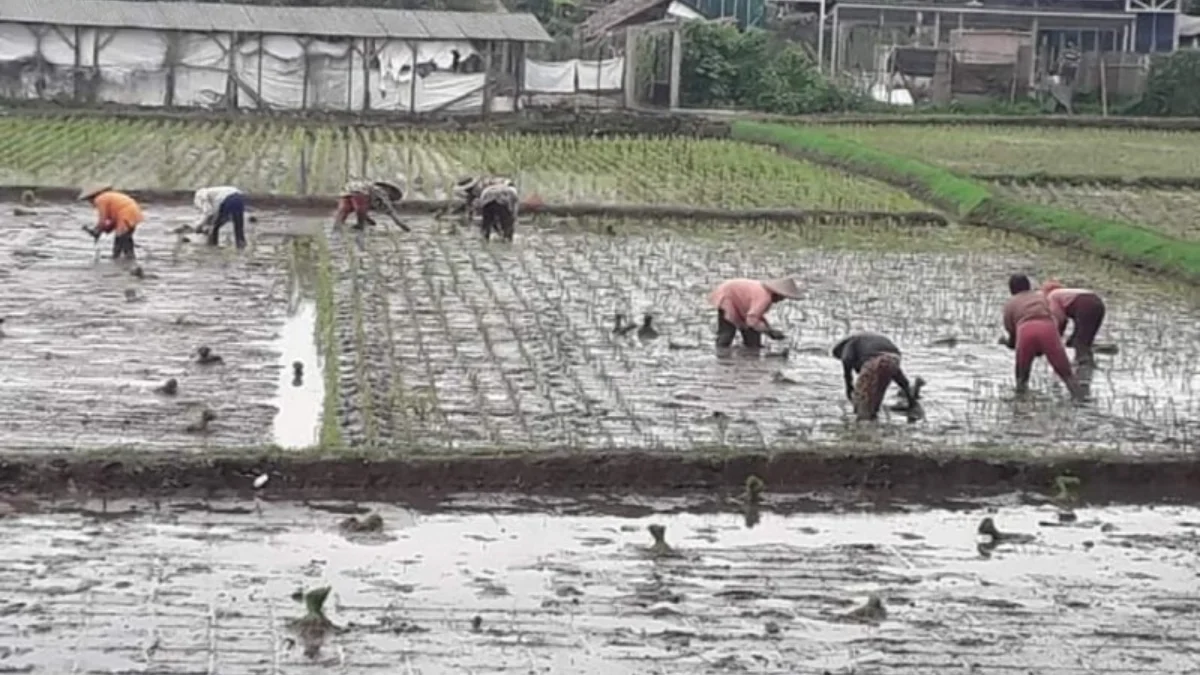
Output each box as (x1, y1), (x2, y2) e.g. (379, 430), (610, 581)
(832, 333), (901, 372)
(832, 333), (908, 403)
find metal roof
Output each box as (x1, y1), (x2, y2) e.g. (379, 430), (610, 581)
(0, 0), (553, 41)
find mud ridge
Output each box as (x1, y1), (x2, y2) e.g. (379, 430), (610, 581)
(2, 450), (1200, 505)
(976, 173), (1200, 190)
(3, 186), (948, 225)
(733, 111), (1200, 131)
(0, 103), (732, 138)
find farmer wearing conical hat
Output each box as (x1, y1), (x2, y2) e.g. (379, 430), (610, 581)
(193, 185), (248, 250)
(1040, 278), (1106, 366)
(1002, 274), (1083, 398)
(476, 182), (519, 242)
(708, 277), (803, 349)
(78, 183), (143, 260)
(334, 179), (410, 231)
(452, 175), (515, 214)
(832, 332), (920, 421)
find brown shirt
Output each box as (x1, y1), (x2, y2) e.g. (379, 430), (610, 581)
(1003, 291), (1054, 337)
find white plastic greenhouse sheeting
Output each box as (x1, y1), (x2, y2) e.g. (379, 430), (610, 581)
(523, 56), (624, 94)
(0, 22), (523, 112)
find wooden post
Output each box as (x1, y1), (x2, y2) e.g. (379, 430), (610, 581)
(831, 6), (841, 76)
(933, 11), (940, 47)
(256, 35), (264, 108)
(623, 28), (637, 107)
(226, 31), (238, 109)
(92, 28), (103, 104)
(362, 39), (372, 111)
(514, 42), (525, 111)
(301, 37), (311, 110)
(482, 41), (493, 117)
(409, 42), (418, 114)
(164, 31), (179, 107)
(817, 0), (826, 72)
(668, 22), (682, 110)
(73, 26), (83, 102)
(1099, 53), (1109, 116)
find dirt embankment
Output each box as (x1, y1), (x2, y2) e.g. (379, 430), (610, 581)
(3, 450), (1200, 506)
(976, 174), (1200, 190)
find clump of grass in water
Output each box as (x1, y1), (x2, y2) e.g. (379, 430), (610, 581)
(741, 476), (765, 528)
(288, 586), (337, 659)
(340, 513), (384, 533)
(1053, 474), (1082, 522)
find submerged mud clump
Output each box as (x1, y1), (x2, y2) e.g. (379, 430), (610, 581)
(844, 594), (887, 623)
(153, 378), (178, 396)
(339, 513), (384, 533)
(646, 523), (680, 558)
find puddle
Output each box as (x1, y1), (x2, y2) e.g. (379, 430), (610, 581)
(272, 299), (323, 449)
(0, 497), (1197, 673)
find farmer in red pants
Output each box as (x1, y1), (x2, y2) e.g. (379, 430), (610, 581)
(1001, 274), (1083, 399)
(334, 179), (409, 231)
(1040, 279), (1106, 366)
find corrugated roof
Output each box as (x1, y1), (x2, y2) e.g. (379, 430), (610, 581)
(579, 0), (671, 39)
(0, 0), (553, 41)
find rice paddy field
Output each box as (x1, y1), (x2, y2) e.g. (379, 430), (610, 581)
(0, 116), (923, 210)
(2, 113), (1200, 459)
(826, 124), (1200, 178)
(997, 183), (1200, 242)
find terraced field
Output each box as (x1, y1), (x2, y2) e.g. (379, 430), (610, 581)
(0, 115), (923, 210)
(998, 183), (1200, 242)
(826, 124), (1200, 178)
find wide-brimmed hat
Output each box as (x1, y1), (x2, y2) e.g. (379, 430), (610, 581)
(372, 180), (404, 202)
(78, 183), (112, 201)
(762, 277), (803, 300)
(453, 176), (479, 195)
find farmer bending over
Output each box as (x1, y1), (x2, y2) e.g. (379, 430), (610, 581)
(79, 183), (142, 260)
(453, 175), (515, 215)
(709, 277), (803, 349)
(477, 182), (519, 242)
(194, 185), (247, 250)
(334, 179), (409, 231)
(832, 332), (919, 421)
(1040, 279), (1106, 366)
(1002, 274), (1083, 398)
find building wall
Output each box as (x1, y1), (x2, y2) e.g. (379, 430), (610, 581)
(0, 22), (527, 112)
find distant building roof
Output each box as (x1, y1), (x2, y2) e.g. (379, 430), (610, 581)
(0, 0), (553, 42)
(580, 0), (697, 39)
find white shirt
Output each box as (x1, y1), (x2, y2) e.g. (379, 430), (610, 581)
(194, 186), (242, 219)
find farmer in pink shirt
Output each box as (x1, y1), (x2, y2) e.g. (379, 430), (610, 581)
(1001, 274), (1083, 399)
(709, 277), (803, 348)
(1041, 278), (1106, 366)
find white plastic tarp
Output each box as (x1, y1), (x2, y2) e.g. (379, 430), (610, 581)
(236, 36), (303, 109)
(0, 23), (37, 62)
(376, 39), (477, 81)
(175, 34), (229, 108)
(372, 71), (484, 113)
(576, 57), (623, 92)
(524, 58), (576, 93)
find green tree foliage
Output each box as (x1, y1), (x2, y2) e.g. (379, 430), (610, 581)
(1137, 50), (1200, 116)
(679, 21), (853, 114)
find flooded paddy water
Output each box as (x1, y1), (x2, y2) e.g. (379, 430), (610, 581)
(0, 496), (1197, 673)
(330, 215), (1200, 456)
(0, 203), (320, 452)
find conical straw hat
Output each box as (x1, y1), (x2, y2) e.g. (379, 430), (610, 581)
(762, 277), (803, 300)
(78, 183), (112, 201)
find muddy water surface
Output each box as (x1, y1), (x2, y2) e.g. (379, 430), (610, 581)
(331, 216), (1200, 455)
(0, 497), (1196, 673)
(0, 203), (307, 452)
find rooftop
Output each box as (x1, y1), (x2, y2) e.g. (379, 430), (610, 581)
(0, 0), (553, 42)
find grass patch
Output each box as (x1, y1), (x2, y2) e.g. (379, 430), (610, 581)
(313, 230), (343, 450)
(731, 121), (1200, 283)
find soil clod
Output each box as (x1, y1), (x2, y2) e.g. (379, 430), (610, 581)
(184, 409), (217, 434)
(153, 378), (178, 396)
(195, 346), (224, 365)
(340, 513), (384, 533)
(844, 594), (887, 623)
(637, 314), (659, 342)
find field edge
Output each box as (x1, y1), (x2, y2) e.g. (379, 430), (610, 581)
(731, 121), (1200, 284)
(3, 447), (1200, 506)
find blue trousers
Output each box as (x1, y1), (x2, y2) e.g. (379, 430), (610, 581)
(209, 192), (246, 249)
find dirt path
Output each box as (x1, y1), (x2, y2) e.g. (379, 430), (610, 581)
(0, 497), (1196, 673)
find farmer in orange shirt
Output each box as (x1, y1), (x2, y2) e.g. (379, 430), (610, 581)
(1041, 278), (1106, 366)
(709, 277), (803, 348)
(79, 183), (143, 260)
(1001, 274), (1083, 399)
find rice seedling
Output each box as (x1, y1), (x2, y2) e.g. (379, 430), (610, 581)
(0, 115), (920, 210)
(999, 184), (1200, 242)
(322, 214), (1200, 458)
(824, 124), (1200, 178)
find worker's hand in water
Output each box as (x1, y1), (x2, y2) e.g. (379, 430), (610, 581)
(765, 328), (786, 341)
